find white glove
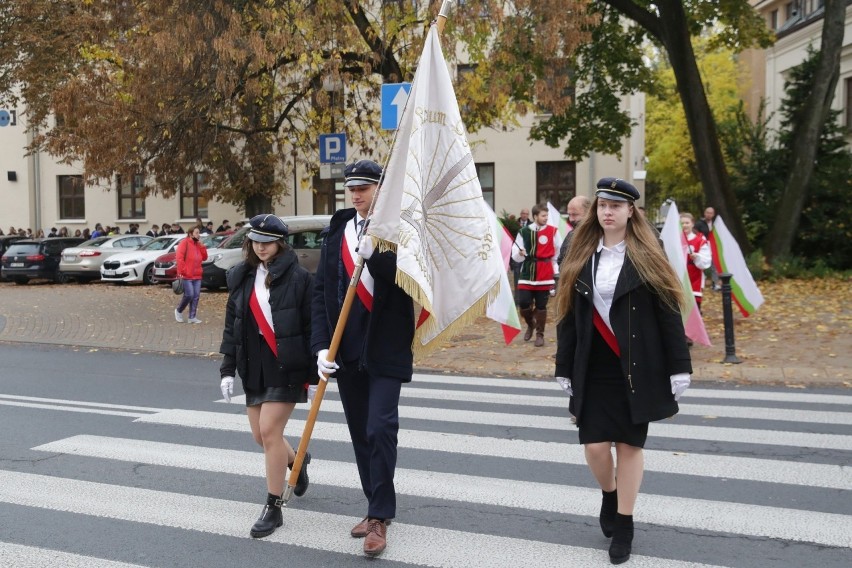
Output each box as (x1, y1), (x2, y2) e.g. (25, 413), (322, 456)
(556, 376), (573, 397)
(670, 373), (691, 401)
(220, 376), (234, 403)
(357, 236), (375, 260)
(307, 384), (318, 403)
(316, 349), (338, 381)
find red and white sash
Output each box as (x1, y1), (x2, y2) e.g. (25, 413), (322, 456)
(342, 218), (375, 311)
(250, 286), (277, 357)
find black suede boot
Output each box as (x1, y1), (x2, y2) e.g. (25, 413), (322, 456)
(599, 489), (618, 537)
(608, 513), (634, 565)
(250, 493), (283, 538)
(289, 452), (311, 497)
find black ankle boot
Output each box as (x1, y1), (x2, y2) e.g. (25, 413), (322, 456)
(608, 513), (634, 564)
(600, 489), (618, 537)
(289, 452), (311, 497)
(250, 493), (283, 538)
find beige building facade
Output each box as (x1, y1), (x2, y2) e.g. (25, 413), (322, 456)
(746, 1), (852, 133)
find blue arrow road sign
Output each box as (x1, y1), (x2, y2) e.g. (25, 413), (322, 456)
(381, 83), (412, 130)
(319, 133), (346, 163)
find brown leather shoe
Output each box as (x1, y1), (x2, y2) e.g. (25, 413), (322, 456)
(363, 519), (388, 557)
(351, 517), (391, 538)
(351, 517), (370, 538)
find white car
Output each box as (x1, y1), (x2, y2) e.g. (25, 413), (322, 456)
(100, 235), (186, 284)
(59, 235), (153, 282)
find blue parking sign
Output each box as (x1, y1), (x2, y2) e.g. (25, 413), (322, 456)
(319, 133), (346, 163)
(381, 83), (411, 130)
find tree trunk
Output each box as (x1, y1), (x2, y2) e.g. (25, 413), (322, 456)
(656, 1), (751, 251)
(764, 0), (847, 261)
(604, 0), (752, 251)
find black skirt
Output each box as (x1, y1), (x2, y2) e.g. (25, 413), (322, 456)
(577, 329), (649, 448)
(244, 385), (306, 406)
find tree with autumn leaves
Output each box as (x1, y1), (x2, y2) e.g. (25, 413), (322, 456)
(0, 0), (595, 216)
(0, 0), (846, 264)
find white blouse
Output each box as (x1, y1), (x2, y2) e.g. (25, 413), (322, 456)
(593, 238), (626, 330)
(253, 263), (274, 334)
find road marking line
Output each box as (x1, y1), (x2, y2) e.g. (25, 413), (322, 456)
(0, 470), (725, 568)
(32, 435), (852, 547)
(134, 410), (852, 487)
(0, 542), (150, 568)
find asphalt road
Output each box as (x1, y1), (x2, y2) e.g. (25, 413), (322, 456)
(0, 343), (850, 567)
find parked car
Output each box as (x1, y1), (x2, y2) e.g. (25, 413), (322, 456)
(100, 235), (186, 284)
(59, 235), (153, 282)
(1, 237), (87, 284)
(0, 235), (26, 281)
(201, 215), (331, 290)
(151, 232), (231, 284)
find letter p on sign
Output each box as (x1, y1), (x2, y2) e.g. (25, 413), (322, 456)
(319, 133), (347, 164)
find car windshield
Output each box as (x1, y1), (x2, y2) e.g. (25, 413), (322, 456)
(80, 237), (111, 248)
(4, 244), (39, 256)
(138, 238), (176, 251)
(219, 227), (249, 249)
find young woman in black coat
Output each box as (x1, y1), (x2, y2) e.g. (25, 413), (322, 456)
(218, 214), (316, 539)
(554, 179), (692, 564)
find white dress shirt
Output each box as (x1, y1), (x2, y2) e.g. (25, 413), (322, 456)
(592, 238), (626, 332)
(253, 263), (274, 334)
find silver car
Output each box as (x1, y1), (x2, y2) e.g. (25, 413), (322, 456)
(201, 215), (331, 290)
(59, 235), (153, 282)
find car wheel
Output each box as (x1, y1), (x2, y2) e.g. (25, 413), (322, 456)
(54, 272), (70, 284)
(142, 263), (155, 285)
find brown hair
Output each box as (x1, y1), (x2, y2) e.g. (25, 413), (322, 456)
(242, 238), (289, 288)
(555, 198), (684, 320)
(531, 203), (547, 217)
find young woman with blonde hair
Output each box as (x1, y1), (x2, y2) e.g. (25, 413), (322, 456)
(554, 178), (692, 564)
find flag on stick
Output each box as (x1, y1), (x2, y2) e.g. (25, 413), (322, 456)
(709, 216), (764, 317)
(485, 206), (522, 343)
(546, 201), (572, 241)
(366, 25), (507, 354)
(660, 202), (712, 346)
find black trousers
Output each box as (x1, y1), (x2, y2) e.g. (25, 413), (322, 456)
(336, 366), (402, 520)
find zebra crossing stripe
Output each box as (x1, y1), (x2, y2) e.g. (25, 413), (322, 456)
(0, 542), (150, 568)
(0, 470), (725, 568)
(32, 435), (852, 547)
(410, 375), (852, 406)
(138, 408), (852, 453)
(131, 411), (850, 488)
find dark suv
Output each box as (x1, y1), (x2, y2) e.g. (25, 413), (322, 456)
(1, 237), (86, 284)
(0, 235), (26, 281)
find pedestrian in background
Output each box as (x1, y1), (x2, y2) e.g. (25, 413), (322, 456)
(694, 206), (720, 291)
(680, 212), (712, 313)
(554, 177), (692, 565)
(219, 214), (315, 538)
(312, 159), (414, 558)
(513, 203), (562, 347)
(174, 227), (208, 324)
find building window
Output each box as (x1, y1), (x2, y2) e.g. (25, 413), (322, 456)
(770, 9), (778, 29)
(846, 78), (852, 130)
(117, 173), (146, 219)
(476, 163), (495, 210)
(58, 175), (85, 219)
(535, 161), (575, 213)
(180, 172), (209, 218)
(784, 1), (794, 21)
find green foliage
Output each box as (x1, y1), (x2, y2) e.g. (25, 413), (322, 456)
(721, 46), (852, 270)
(530, 3), (655, 159)
(644, 37), (744, 218)
(499, 210), (521, 239)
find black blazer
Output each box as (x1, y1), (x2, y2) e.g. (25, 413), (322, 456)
(555, 253), (692, 424)
(310, 208), (414, 382)
(219, 249), (316, 387)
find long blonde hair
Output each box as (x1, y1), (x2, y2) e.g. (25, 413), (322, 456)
(555, 198), (684, 321)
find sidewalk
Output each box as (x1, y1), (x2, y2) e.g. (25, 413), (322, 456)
(0, 280), (849, 387)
